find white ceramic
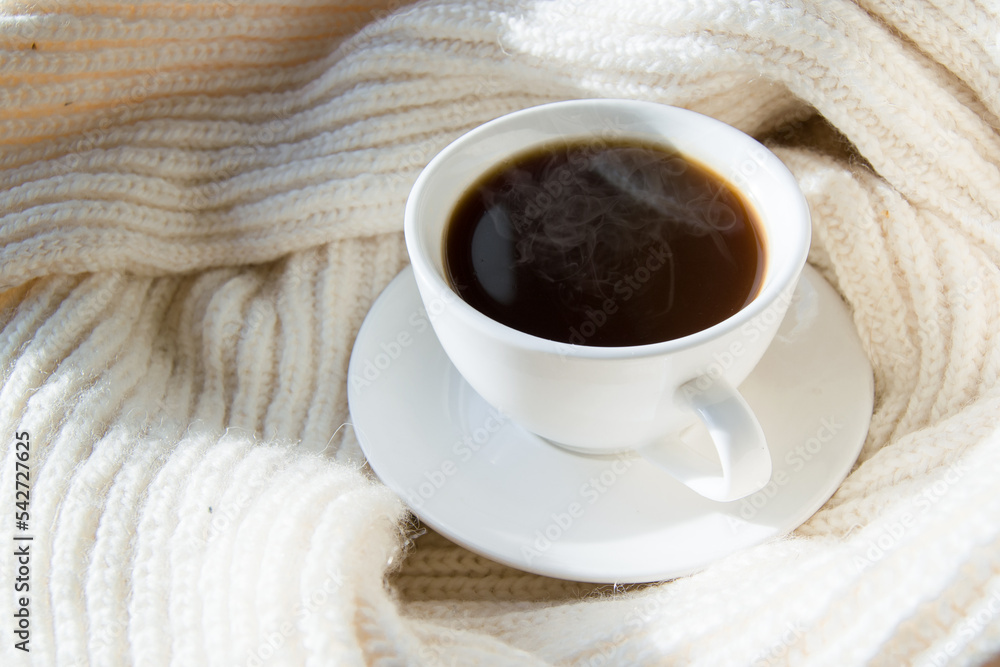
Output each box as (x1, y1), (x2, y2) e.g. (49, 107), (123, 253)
(403, 99), (811, 501)
(347, 264), (873, 583)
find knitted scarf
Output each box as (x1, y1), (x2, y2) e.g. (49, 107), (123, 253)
(2, 0), (999, 664)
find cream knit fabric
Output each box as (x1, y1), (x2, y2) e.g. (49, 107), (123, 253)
(2, 0), (1000, 664)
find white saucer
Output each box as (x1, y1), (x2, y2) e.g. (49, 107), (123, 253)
(347, 265), (873, 584)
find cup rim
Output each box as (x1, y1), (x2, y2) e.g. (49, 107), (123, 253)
(404, 99), (811, 360)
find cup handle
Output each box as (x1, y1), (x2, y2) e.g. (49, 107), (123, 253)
(637, 377), (771, 502)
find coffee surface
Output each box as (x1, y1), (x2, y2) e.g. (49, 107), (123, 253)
(444, 139), (765, 346)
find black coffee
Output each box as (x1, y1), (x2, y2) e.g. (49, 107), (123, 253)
(444, 139), (765, 346)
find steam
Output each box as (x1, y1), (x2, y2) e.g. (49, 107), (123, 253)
(480, 144), (742, 302)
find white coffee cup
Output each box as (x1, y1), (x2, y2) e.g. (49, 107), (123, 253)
(404, 99), (810, 502)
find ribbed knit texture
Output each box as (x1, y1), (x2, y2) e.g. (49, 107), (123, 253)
(2, 0), (1000, 664)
